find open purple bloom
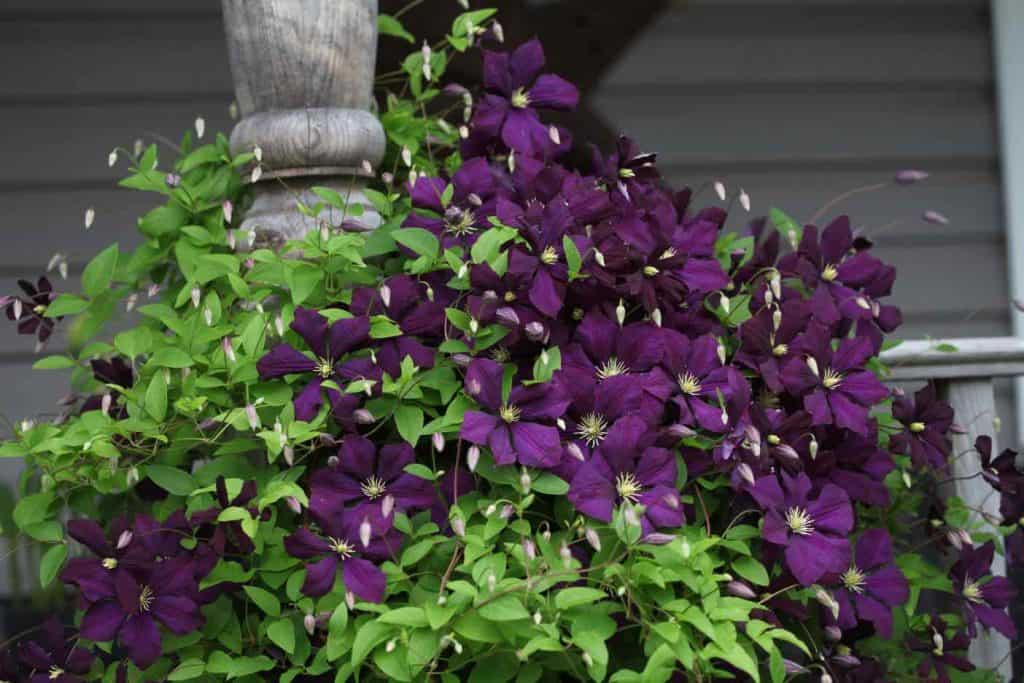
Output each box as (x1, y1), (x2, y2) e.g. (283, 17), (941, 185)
(661, 331), (749, 433)
(3, 276), (60, 344)
(591, 135), (659, 190)
(16, 617), (93, 683)
(750, 471), (853, 585)
(460, 358), (570, 468)
(949, 541), (1017, 638)
(780, 323), (887, 436)
(257, 307), (373, 423)
(735, 298), (808, 393)
(309, 435), (435, 534)
(351, 275), (444, 378)
(472, 39), (578, 158)
(403, 157), (504, 250)
(78, 556), (203, 669)
(806, 429), (894, 507)
(909, 618), (975, 682)
(283, 524), (386, 602)
(830, 529), (909, 638)
(890, 383), (953, 470)
(568, 416), (683, 534)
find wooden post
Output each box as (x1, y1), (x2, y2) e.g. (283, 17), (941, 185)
(883, 338), (1023, 681)
(221, 0), (386, 247)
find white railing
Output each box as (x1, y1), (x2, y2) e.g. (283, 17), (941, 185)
(882, 337), (1024, 681)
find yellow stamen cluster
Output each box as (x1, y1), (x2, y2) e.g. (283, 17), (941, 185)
(316, 358), (334, 378)
(822, 367), (844, 390)
(574, 413), (609, 447)
(510, 88), (530, 109)
(615, 472), (644, 503)
(841, 566), (867, 594)
(329, 537), (354, 557)
(596, 357), (628, 380)
(361, 475), (388, 500)
(139, 585), (155, 612)
(821, 264), (839, 282)
(677, 371), (702, 396)
(784, 506), (815, 536)
(540, 246), (558, 265)
(499, 404), (522, 424)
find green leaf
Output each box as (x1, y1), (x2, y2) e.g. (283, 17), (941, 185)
(563, 235), (582, 279)
(403, 463), (437, 481)
(478, 595), (529, 622)
(531, 473), (569, 495)
(470, 226), (516, 265)
(39, 544), (67, 587)
(394, 404), (424, 445)
(267, 619), (295, 654)
(378, 607), (429, 628)
(44, 294), (90, 317)
(393, 228), (440, 260)
(732, 556), (770, 586)
(378, 14), (415, 43)
(32, 355), (76, 370)
(13, 491), (54, 529)
(146, 464), (195, 496)
(244, 585), (281, 616)
(167, 658), (206, 681)
(326, 604), (349, 661)
(145, 373), (168, 421)
(555, 587), (607, 610)
(351, 619), (393, 669)
(82, 243), (119, 299)
(150, 347), (194, 368)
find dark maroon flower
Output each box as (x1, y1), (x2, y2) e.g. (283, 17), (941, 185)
(567, 416), (683, 534)
(16, 617), (93, 683)
(590, 135), (659, 190)
(735, 298), (809, 393)
(283, 525), (386, 602)
(470, 39), (578, 159)
(309, 435), (435, 534)
(78, 557), (203, 668)
(403, 157), (504, 250)
(890, 383), (953, 470)
(460, 358), (569, 468)
(806, 429), (894, 507)
(257, 307), (374, 423)
(829, 529), (909, 637)
(780, 323), (888, 436)
(3, 276), (60, 345)
(949, 541), (1017, 638)
(749, 471), (853, 585)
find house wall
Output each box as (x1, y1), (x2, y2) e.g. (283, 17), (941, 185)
(0, 0), (1014, 595)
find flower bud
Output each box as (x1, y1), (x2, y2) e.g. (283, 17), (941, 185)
(108, 149), (118, 167)
(623, 505), (641, 528)
(566, 442), (585, 461)
(117, 530), (134, 550)
(594, 250), (606, 267)
(533, 610), (542, 625)
(808, 436), (819, 461)
(101, 393), (112, 415)
(714, 180), (726, 201)
(84, 207), (95, 229)
(495, 306), (520, 327)
(250, 165), (263, 183)
(500, 504), (514, 519)
(895, 169), (929, 184)
(190, 286), (201, 308)
(401, 146), (412, 167)
(467, 444), (481, 472)
(245, 403), (260, 430)
(615, 299), (626, 325)
(739, 188), (751, 212)
(726, 580), (757, 600)
(651, 308), (662, 327)
(815, 588), (840, 620)
(824, 625), (842, 642)
(922, 210), (949, 225)
(359, 517), (372, 548)
(304, 613), (316, 635)
(520, 468), (532, 493)
(432, 431), (445, 453)
(522, 539), (537, 561)
(805, 356), (820, 377)
(286, 496), (302, 514)
(525, 321), (547, 342)
(716, 340), (727, 364)
(737, 463), (756, 487)
(585, 527), (602, 552)
(283, 445), (295, 466)
(451, 517), (466, 538)
(560, 541), (572, 568)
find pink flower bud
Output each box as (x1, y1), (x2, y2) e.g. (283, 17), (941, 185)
(432, 432), (445, 452)
(222, 337), (236, 363)
(640, 532), (676, 545)
(495, 306), (520, 327)
(726, 580), (757, 600)
(359, 517), (372, 548)
(222, 200), (233, 224)
(116, 530), (133, 550)
(522, 538), (536, 560)
(286, 496), (302, 514)
(737, 463), (756, 487)
(451, 517), (466, 538)
(304, 613), (316, 635)
(825, 625), (842, 642)
(327, 455), (339, 468)
(353, 409), (375, 425)
(244, 404), (259, 430)
(466, 445), (480, 472)
(665, 423), (697, 439)
(922, 210), (949, 225)
(895, 169), (929, 184)
(566, 442), (585, 461)
(525, 322), (546, 342)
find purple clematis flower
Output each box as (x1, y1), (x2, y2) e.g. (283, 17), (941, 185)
(283, 524), (387, 602)
(749, 471), (853, 586)
(780, 323), (888, 436)
(591, 135), (659, 191)
(351, 275), (444, 378)
(472, 39), (578, 158)
(403, 157), (504, 250)
(661, 331), (749, 433)
(16, 617), (93, 683)
(568, 416), (683, 534)
(735, 298), (809, 393)
(78, 556), (203, 669)
(909, 618), (975, 683)
(257, 307), (374, 423)
(890, 382), (953, 470)
(460, 358), (570, 468)
(949, 541), (1017, 638)
(806, 428), (894, 507)
(829, 529), (909, 638)
(309, 435), (436, 533)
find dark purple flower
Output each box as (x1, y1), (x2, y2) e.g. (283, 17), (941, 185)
(3, 276), (60, 345)
(470, 39), (578, 158)
(806, 429), (894, 507)
(256, 307), (374, 423)
(78, 557), (203, 668)
(16, 617), (93, 683)
(909, 618), (974, 682)
(890, 383), (953, 470)
(403, 157), (504, 250)
(949, 541), (1017, 638)
(780, 323), (888, 436)
(735, 298), (809, 393)
(590, 135), (659, 190)
(350, 275), (444, 377)
(749, 471), (853, 585)
(661, 331), (749, 433)
(309, 435), (435, 533)
(460, 358), (569, 468)
(283, 525), (386, 602)
(568, 416), (683, 533)
(829, 529), (909, 638)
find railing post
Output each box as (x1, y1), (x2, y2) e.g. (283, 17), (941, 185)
(221, 0), (386, 247)
(936, 377), (1011, 681)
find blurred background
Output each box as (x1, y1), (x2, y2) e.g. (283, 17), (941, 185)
(0, 0), (1018, 661)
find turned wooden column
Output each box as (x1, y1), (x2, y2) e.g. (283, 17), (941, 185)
(221, 0), (386, 246)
